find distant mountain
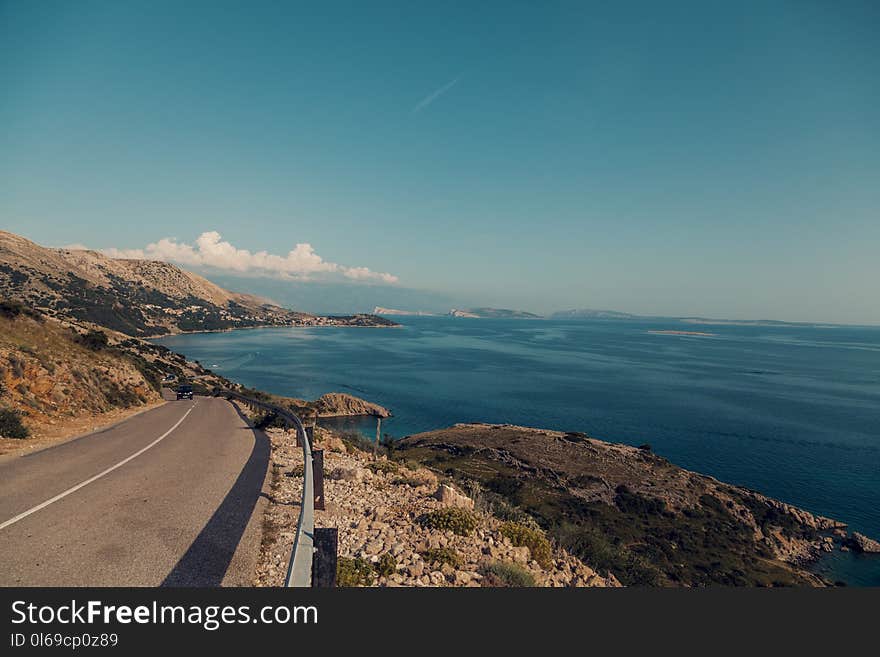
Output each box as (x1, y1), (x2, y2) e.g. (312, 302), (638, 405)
(206, 274), (459, 316)
(552, 309), (640, 320)
(449, 308), (543, 319)
(372, 306), (437, 316)
(0, 230), (396, 337)
(551, 308), (848, 328)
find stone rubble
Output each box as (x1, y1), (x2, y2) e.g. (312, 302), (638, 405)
(254, 426), (617, 587)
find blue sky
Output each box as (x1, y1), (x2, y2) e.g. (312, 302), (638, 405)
(2, 1), (878, 322)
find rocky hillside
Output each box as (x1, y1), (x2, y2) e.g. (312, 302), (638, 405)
(255, 425), (616, 587)
(0, 230), (396, 337)
(0, 304), (168, 449)
(398, 423), (867, 587)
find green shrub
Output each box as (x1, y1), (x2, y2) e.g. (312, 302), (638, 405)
(366, 460), (399, 475)
(0, 299), (25, 319)
(77, 329), (109, 351)
(336, 557), (374, 587)
(254, 411), (284, 430)
(480, 561), (535, 587)
(0, 299), (42, 321)
(418, 508), (478, 536)
(499, 522), (553, 568)
(338, 431), (376, 454)
(489, 495), (538, 525)
(380, 433), (397, 458)
(374, 553), (397, 577)
(421, 547), (463, 569)
(0, 408), (29, 439)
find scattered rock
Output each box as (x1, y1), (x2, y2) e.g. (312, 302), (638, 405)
(254, 426), (616, 588)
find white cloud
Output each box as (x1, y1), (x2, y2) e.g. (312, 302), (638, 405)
(100, 231), (399, 284)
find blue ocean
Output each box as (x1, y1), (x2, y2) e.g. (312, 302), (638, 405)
(156, 316), (880, 585)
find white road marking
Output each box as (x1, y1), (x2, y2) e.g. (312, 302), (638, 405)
(0, 404), (196, 531)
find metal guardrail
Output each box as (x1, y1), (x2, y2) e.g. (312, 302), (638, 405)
(214, 388), (315, 587)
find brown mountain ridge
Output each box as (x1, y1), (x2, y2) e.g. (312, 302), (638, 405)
(0, 230), (396, 337)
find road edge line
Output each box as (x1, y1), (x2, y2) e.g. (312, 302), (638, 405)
(0, 404), (196, 531)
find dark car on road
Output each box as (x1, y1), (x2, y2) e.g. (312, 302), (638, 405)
(176, 384), (194, 400)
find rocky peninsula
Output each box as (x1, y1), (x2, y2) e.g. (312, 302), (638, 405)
(249, 418), (876, 587)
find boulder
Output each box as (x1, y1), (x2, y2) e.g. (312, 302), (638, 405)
(848, 532), (880, 553)
(319, 435), (347, 453)
(408, 468), (439, 487)
(510, 546), (531, 564)
(329, 466), (362, 482)
(433, 484), (474, 510)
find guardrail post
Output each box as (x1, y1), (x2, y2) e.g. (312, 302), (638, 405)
(305, 423), (314, 448)
(312, 528), (338, 587)
(313, 449), (325, 510)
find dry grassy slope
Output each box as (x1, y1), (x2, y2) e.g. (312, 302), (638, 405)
(0, 313), (160, 435)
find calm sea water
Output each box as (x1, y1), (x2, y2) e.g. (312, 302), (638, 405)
(156, 317), (880, 585)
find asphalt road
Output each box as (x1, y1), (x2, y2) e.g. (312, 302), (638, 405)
(0, 394), (271, 586)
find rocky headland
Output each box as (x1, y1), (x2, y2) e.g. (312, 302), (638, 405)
(397, 423), (863, 586)
(247, 419), (878, 587)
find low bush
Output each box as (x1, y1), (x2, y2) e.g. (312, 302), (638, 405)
(336, 557), (374, 587)
(374, 553), (397, 577)
(366, 460), (399, 475)
(77, 329), (109, 351)
(0, 408), (29, 439)
(420, 547), (462, 569)
(254, 411), (286, 430)
(380, 433), (397, 458)
(480, 561), (535, 587)
(339, 431), (376, 454)
(418, 508), (478, 536)
(499, 522), (553, 568)
(0, 299), (42, 321)
(0, 299), (25, 319)
(489, 496), (538, 525)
